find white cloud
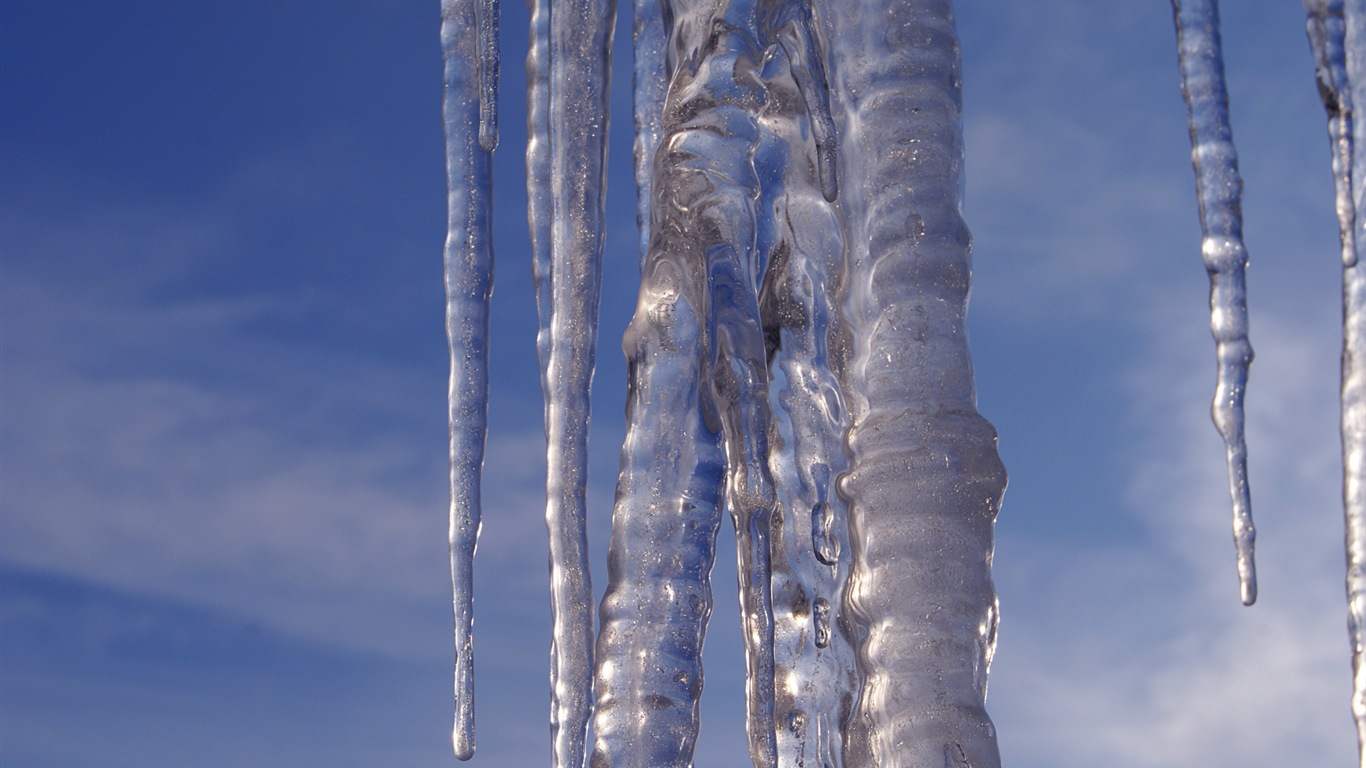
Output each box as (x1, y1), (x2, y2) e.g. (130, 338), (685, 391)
(989, 300), (1356, 765)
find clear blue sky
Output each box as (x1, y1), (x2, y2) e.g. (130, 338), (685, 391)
(0, 1), (1355, 765)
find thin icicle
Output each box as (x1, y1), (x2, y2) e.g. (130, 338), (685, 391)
(814, 1), (1006, 764)
(475, 0), (500, 150)
(528, 0), (551, 379)
(1307, 0), (1366, 760)
(633, 0), (667, 268)
(440, 0), (495, 759)
(1171, 0), (1258, 606)
(534, 0), (619, 764)
(1345, 3), (1366, 759)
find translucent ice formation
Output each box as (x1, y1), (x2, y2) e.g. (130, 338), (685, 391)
(1171, 0), (1258, 607)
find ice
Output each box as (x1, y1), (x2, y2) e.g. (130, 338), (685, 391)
(531, 0), (619, 765)
(439, 0), (496, 758)
(631, 0), (666, 268)
(1306, 0), (1366, 760)
(476, 0), (500, 150)
(816, 1), (1006, 764)
(1171, 0), (1258, 607)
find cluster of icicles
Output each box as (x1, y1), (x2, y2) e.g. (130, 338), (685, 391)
(439, 0), (1366, 764)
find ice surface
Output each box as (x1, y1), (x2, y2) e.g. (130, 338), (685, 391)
(1172, 0), (1258, 607)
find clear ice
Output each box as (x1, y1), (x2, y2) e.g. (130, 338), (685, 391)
(1306, 0), (1366, 761)
(439, 0), (1366, 761)
(1171, 0), (1258, 607)
(440, 0), (496, 758)
(533, 0), (617, 764)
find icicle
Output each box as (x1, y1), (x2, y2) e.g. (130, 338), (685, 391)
(594, 2), (779, 765)
(1306, 0), (1366, 760)
(476, 0), (500, 150)
(528, 0), (551, 379)
(525, 0), (620, 764)
(753, 12), (857, 766)
(591, 247), (729, 764)
(633, 0), (667, 268)
(440, 0), (495, 759)
(814, 1), (1006, 765)
(1171, 0), (1258, 606)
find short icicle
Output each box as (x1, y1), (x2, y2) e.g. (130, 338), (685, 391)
(814, 0), (1007, 764)
(440, 0), (496, 759)
(475, 0), (500, 150)
(632, 0), (667, 268)
(1306, 0), (1366, 761)
(1171, 0), (1258, 606)
(536, 0), (618, 764)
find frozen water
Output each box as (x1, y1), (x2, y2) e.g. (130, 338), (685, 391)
(1171, 0), (1258, 606)
(1306, 0), (1366, 762)
(440, 0), (496, 757)
(438, 0), (1366, 764)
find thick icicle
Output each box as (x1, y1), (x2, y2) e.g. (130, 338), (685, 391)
(530, 0), (619, 764)
(1306, 0), (1366, 759)
(632, 0), (667, 267)
(440, 0), (495, 759)
(594, 2), (779, 764)
(813, 1), (1007, 764)
(591, 214), (729, 764)
(1171, 0), (1258, 607)
(476, 0), (500, 150)
(752, 10), (857, 766)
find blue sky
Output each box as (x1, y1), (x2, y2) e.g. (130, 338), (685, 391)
(0, 1), (1356, 765)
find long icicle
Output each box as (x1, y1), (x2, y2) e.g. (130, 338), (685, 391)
(537, 0), (618, 763)
(1171, 0), (1258, 606)
(593, 1), (778, 764)
(440, 0), (496, 759)
(814, 1), (1007, 764)
(1347, 2), (1366, 756)
(1306, 0), (1366, 760)
(752, 18), (857, 764)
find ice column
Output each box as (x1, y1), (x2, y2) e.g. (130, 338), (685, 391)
(814, 1), (1006, 765)
(1306, 0), (1366, 760)
(1171, 0), (1258, 607)
(440, 0), (497, 758)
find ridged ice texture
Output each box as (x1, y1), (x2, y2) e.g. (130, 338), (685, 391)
(753, 8), (857, 766)
(441, 0), (495, 759)
(529, 0), (618, 764)
(594, 1), (783, 765)
(632, 0), (666, 267)
(813, 1), (1007, 764)
(1307, 0), (1366, 760)
(1171, 0), (1258, 607)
